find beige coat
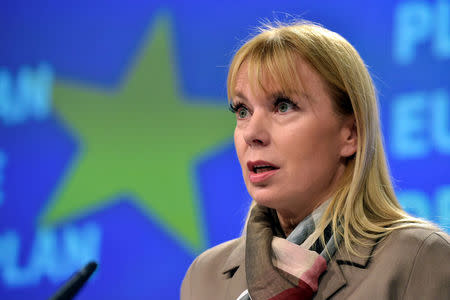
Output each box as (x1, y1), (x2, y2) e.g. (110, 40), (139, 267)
(181, 228), (450, 299)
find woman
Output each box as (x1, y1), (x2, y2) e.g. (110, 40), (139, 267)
(181, 21), (450, 300)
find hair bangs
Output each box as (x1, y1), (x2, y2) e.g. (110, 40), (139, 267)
(228, 35), (305, 101)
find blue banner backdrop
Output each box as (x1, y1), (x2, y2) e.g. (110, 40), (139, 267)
(0, 0), (449, 299)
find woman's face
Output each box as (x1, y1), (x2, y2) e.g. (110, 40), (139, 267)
(232, 59), (356, 218)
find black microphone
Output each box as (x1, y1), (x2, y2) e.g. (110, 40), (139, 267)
(49, 261), (98, 300)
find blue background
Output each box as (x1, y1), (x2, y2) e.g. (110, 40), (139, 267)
(0, 0), (449, 299)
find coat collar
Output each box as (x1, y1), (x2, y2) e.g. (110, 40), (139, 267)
(221, 236), (246, 275)
(316, 238), (377, 299)
(219, 235), (377, 299)
(334, 238), (375, 267)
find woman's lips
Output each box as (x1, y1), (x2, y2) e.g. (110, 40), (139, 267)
(247, 160), (280, 183)
(249, 168), (279, 183)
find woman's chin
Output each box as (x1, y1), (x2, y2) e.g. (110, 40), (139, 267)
(251, 192), (281, 209)
(250, 189), (307, 213)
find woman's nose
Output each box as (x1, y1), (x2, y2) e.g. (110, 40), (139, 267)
(243, 111), (270, 147)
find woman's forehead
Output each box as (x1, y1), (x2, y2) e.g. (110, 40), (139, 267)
(231, 58), (317, 101)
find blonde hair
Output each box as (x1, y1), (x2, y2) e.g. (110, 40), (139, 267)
(227, 21), (431, 256)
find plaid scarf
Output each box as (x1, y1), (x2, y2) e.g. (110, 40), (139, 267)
(237, 203), (340, 300)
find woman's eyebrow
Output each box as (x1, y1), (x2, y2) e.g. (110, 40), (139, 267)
(267, 90), (310, 101)
(269, 91), (290, 99)
(232, 91), (248, 102)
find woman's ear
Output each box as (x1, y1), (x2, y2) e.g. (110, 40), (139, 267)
(340, 115), (357, 158)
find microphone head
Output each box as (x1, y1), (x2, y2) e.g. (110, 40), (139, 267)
(49, 261), (98, 300)
(81, 261), (97, 277)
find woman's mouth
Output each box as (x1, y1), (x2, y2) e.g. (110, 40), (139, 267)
(247, 160), (280, 183)
(253, 165), (277, 173)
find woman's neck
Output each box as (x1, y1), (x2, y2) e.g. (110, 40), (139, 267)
(277, 216), (302, 237)
(276, 199), (330, 237)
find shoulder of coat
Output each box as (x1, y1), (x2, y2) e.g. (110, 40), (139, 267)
(384, 226), (449, 245)
(375, 226), (450, 258)
(193, 237), (245, 273)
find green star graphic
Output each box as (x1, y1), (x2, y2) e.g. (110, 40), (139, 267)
(39, 15), (234, 252)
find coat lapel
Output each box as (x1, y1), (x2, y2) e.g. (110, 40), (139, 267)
(221, 237), (246, 299)
(315, 240), (376, 299)
(314, 259), (347, 299)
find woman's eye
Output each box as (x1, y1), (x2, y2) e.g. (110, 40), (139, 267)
(276, 101), (294, 113)
(237, 107), (249, 119)
(229, 102), (250, 120)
